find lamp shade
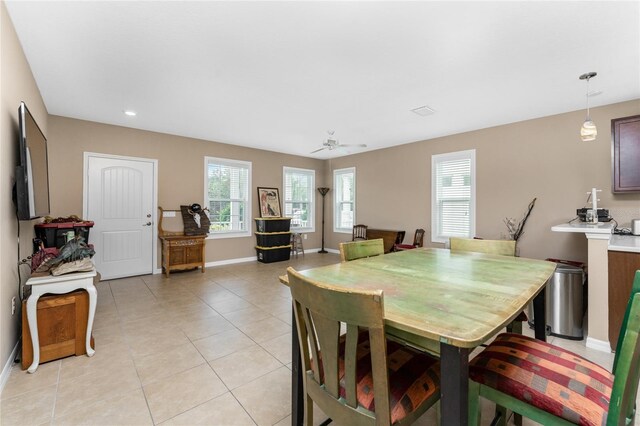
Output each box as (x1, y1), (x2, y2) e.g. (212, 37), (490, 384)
(581, 119), (597, 142)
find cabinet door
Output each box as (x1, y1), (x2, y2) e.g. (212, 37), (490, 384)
(612, 115), (640, 193)
(186, 244), (203, 263)
(169, 246), (186, 265)
(608, 250), (640, 350)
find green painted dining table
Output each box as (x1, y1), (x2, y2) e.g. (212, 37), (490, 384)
(280, 247), (557, 426)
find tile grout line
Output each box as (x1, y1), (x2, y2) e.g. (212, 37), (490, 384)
(49, 359), (62, 423)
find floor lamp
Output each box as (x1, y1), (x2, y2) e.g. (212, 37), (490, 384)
(317, 187), (330, 253)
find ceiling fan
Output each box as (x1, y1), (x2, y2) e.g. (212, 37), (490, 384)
(310, 131), (367, 154)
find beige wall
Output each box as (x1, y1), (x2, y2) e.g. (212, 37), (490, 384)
(1, 1), (49, 372)
(47, 116), (326, 264)
(327, 100), (640, 262)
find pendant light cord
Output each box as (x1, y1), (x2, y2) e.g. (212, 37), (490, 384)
(585, 76), (591, 119)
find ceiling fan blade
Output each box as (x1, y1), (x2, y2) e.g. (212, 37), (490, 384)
(338, 143), (368, 148)
(310, 146), (327, 154)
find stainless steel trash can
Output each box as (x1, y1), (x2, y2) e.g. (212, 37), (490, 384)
(527, 260), (586, 340)
(546, 262), (586, 339)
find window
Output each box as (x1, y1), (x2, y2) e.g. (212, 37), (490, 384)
(204, 157), (251, 238)
(334, 167), (356, 233)
(283, 167), (315, 232)
(431, 150), (475, 243)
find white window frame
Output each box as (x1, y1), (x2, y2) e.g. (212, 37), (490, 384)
(431, 149), (476, 244)
(333, 167), (356, 233)
(204, 156), (252, 239)
(283, 167), (315, 232)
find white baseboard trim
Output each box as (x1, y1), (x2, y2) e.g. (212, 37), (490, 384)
(152, 249), (340, 275)
(205, 256), (258, 268)
(298, 247), (339, 255)
(586, 336), (611, 353)
(1, 341), (20, 395)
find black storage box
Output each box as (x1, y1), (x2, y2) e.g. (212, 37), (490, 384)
(255, 231), (291, 247)
(256, 245), (291, 263)
(34, 221), (95, 248)
(255, 218), (292, 233)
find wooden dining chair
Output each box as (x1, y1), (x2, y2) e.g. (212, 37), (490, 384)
(468, 270), (640, 426)
(394, 229), (425, 251)
(450, 237), (523, 425)
(339, 238), (384, 262)
(352, 224), (368, 241)
(287, 267), (442, 426)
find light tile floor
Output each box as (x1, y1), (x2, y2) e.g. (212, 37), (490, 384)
(0, 253), (624, 425)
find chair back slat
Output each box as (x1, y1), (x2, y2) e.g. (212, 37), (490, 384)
(368, 328), (391, 426)
(344, 323), (359, 408)
(608, 291), (640, 425)
(340, 239), (384, 262)
(450, 237), (516, 257)
(613, 270), (640, 372)
(292, 300), (314, 379)
(413, 229), (426, 247)
(312, 313), (341, 398)
(301, 306), (321, 382)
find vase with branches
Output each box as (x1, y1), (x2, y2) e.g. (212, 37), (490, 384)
(504, 198), (537, 254)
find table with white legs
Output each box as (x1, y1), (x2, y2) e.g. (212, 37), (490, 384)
(25, 269), (97, 373)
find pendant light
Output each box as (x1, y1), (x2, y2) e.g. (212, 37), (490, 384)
(579, 72), (597, 141)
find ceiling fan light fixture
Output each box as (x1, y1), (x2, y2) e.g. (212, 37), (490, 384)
(579, 72), (597, 142)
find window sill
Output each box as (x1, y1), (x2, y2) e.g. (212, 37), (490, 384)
(290, 227), (315, 233)
(207, 232), (252, 240)
(334, 229), (351, 234)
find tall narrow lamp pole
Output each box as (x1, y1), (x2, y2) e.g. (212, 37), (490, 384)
(317, 187), (330, 253)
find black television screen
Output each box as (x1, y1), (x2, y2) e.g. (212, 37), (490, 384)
(15, 101), (50, 220)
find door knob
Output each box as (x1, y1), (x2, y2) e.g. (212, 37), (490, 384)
(143, 222), (152, 226)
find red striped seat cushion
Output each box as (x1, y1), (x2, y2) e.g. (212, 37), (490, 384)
(470, 333), (613, 426)
(315, 332), (440, 424)
(394, 244), (417, 250)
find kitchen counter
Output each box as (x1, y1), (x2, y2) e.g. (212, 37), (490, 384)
(609, 234), (640, 253)
(551, 222), (615, 234)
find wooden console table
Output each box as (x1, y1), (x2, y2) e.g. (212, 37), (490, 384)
(25, 269), (97, 373)
(367, 228), (405, 253)
(159, 234), (206, 277)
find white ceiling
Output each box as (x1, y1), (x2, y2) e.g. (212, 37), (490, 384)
(6, 1), (640, 159)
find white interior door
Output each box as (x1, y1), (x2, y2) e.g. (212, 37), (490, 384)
(84, 154), (156, 280)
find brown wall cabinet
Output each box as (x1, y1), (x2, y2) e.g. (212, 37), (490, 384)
(612, 115), (640, 193)
(608, 250), (640, 351)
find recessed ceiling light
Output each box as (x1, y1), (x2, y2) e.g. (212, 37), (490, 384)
(124, 110), (137, 116)
(411, 105), (436, 116)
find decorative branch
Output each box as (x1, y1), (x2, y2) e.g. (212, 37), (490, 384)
(504, 197), (537, 242)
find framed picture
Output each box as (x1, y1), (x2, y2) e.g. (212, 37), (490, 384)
(257, 187), (282, 218)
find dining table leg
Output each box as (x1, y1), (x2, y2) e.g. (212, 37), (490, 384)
(533, 287), (547, 342)
(440, 342), (471, 426)
(291, 310), (304, 426)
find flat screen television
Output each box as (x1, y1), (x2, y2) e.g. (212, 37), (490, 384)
(15, 101), (50, 220)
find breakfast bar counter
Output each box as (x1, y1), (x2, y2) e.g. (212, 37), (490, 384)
(552, 222), (614, 352)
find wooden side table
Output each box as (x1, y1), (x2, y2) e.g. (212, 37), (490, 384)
(159, 235), (206, 277)
(25, 269), (97, 373)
